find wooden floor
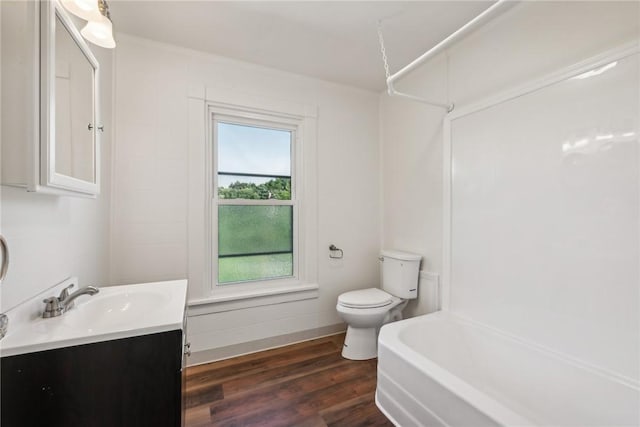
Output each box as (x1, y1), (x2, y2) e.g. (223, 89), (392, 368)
(184, 334), (394, 427)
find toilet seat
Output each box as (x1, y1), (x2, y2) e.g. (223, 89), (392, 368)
(338, 288), (393, 309)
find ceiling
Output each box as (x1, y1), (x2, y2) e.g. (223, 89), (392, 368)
(109, 1), (495, 92)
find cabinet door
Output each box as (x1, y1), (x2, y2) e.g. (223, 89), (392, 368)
(40, 0), (100, 196)
(0, 1), (101, 196)
(1, 330), (183, 427)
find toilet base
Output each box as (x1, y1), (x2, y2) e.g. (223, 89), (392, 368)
(341, 326), (378, 360)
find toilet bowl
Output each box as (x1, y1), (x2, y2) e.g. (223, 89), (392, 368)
(336, 250), (421, 360)
(336, 288), (408, 360)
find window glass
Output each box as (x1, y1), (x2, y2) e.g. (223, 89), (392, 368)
(218, 205), (293, 284)
(215, 120), (295, 285)
(218, 175), (291, 200)
(218, 205), (293, 256)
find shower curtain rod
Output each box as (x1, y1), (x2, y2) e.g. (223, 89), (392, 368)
(384, 0), (512, 112)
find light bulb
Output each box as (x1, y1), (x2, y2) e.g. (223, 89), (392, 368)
(61, 0), (100, 21)
(81, 15), (116, 49)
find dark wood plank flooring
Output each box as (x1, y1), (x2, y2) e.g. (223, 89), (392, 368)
(185, 334), (394, 427)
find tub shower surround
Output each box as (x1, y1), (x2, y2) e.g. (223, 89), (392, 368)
(377, 42), (639, 427)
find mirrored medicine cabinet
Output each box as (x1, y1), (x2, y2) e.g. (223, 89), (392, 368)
(0, 0), (101, 197)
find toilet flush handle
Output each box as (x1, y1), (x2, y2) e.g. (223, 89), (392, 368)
(378, 256), (384, 262)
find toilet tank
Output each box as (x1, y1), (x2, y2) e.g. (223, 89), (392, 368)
(380, 250), (422, 299)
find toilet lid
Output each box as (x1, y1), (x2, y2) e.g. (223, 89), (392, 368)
(338, 288), (393, 308)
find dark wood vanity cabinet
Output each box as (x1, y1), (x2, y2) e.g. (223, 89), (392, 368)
(1, 330), (184, 427)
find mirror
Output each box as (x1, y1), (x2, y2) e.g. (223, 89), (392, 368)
(54, 15), (95, 183)
(41, 0), (100, 196)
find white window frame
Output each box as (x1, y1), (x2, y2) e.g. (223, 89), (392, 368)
(205, 103), (306, 296)
(187, 89), (319, 314)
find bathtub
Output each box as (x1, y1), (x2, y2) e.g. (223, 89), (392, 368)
(376, 311), (639, 427)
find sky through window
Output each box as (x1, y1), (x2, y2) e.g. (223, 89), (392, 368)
(217, 122), (291, 187)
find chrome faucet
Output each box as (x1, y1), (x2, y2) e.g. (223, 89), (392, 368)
(42, 284), (99, 318)
(63, 285), (100, 310)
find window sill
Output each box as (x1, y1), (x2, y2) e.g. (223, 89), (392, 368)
(187, 282), (319, 316)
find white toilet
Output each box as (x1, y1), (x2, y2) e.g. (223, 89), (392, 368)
(336, 250), (421, 360)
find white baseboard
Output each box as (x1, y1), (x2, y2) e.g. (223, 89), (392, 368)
(187, 323), (346, 366)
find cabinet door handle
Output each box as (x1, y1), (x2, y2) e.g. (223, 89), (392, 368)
(0, 235), (9, 283)
(184, 342), (191, 357)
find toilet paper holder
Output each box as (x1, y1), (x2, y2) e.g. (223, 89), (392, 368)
(329, 244), (343, 259)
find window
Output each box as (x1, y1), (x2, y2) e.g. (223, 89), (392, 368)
(189, 97), (316, 307)
(213, 116), (298, 286)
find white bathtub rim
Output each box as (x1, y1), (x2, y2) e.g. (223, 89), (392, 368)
(378, 311), (640, 426)
(378, 343), (534, 426)
(466, 312), (639, 390)
(379, 314), (535, 426)
(381, 311), (640, 391)
(452, 312), (640, 389)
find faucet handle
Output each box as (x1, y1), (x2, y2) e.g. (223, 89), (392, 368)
(42, 297), (63, 318)
(58, 284), (75, 301)
(0, 313), (8, 339)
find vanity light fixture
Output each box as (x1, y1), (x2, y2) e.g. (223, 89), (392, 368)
(81, 13), (116, 48)
(60, 0), (99, 21)
(62, 0), (116, 49)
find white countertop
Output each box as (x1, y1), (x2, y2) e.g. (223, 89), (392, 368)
(0, 278), (188, 357)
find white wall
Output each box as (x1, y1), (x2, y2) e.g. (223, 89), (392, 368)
(111, 35), (380, 356)
(381, 1), (638, 318)
(380, 0), (638, 367)
(0, 2), (113, 311)
(450, 50), (638, 379)
(380, 55), (448, 318)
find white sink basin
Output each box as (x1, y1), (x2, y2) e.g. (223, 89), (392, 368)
(0, 278), (187, 357)
(66, 291), (170, 330)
